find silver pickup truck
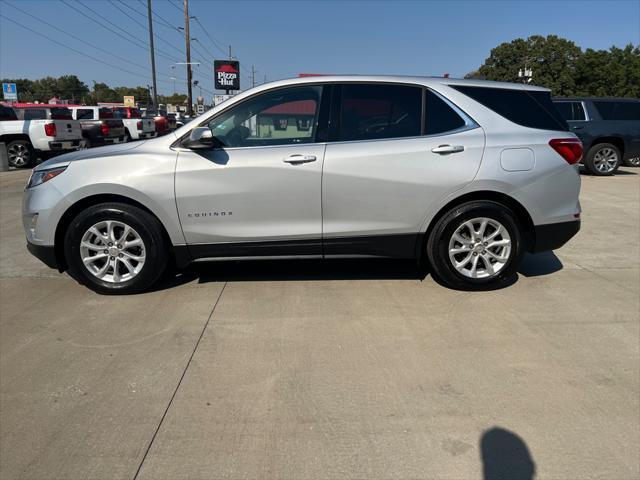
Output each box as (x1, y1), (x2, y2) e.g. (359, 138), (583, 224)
(0, 104), (84, 168)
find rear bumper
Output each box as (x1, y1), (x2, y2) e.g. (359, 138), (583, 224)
(26, 241), (59, 270)
(47, 139), (82, 151)
(530, 220), (580, 253)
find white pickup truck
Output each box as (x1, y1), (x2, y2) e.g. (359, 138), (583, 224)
(111, 107), (156, 141)
(0, 104), (84, 168)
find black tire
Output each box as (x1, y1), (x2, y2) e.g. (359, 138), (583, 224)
(426, 201), (524, 290)
(583, 143), (621, 176)
(64, 202), (168, 294)
(622, 156), (640, 167)
(6, 139), (35, 168)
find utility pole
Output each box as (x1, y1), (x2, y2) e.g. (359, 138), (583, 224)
(183, 0), (193, 116)
(263, 73), (267, 84)
(228, 45), (232, 60)
(147, 0), (158, 107)
(251, 65), (257, 88)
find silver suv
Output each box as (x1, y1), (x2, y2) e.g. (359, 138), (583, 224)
(23, 76), (582, 294)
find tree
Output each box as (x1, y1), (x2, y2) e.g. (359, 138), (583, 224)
(476, 35), (582, 95)
(574, 44), (640, 98)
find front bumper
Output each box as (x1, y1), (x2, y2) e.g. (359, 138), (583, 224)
(27, 241), (59, 270)
(531, 220), (580, 253)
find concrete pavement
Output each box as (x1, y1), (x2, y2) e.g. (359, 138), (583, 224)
(1, 168), (638, 479)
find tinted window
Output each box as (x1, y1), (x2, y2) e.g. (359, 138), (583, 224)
(0, 106), (17, 121)
(22, 109), (46, 120)
(76, 109), (94, 120)
(594, 101), (640, 121)
(425, 90), (467, 135)
(554, 102), (586, 121)
(112, 108), (127, 119)
(208, 85), (322, 147)
(453, 85), (568, 131)
(337, 84), (422, 141)
(50, 107), (72, 120)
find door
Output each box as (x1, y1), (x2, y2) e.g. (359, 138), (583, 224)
(322, 84), (485, 257)
(175, 84), (327, 257)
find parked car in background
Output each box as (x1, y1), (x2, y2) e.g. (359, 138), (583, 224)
(144, 108), (177, 136)
(553, 97), (640, 175)
(111, 107), (156, 141)
(68, 106), (126, 148)
(23, 76), (581, 294)
(0, 104), (83, 168)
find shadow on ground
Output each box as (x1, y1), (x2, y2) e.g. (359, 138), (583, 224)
(150, 251), (563, 293)
(481, 427), (536, 480)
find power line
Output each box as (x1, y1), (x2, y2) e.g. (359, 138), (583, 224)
(108, 0), (186, 58)
(0, 13), (156, 82)
(192, 16), (228, 57)
(58, 0), (178, 64)
(4, 2), (151, 76)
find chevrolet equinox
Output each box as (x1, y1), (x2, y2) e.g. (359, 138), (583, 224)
(23, 76), (582, 294)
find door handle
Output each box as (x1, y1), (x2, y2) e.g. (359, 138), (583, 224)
(431, 144), (464, 154)
(283, 154), (317, 164)
(572, 125), (584, 130)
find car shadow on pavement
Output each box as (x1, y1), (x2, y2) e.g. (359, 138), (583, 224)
(481, 427), (536, 480)
(518, 251), (563, 277)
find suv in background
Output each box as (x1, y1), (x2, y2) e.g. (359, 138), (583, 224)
(69, 106), (126, 148)
(23, 76), (581, 294)
(553, 97), (640, 175)
(111, 107), (156, 141)
(0, 104), (83, 168)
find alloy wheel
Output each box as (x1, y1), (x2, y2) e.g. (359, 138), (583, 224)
(448, 217), (512, 279)
(7, 143), (30, 167)
(79, 220), (146, 283)
(593, 147), (619, 173)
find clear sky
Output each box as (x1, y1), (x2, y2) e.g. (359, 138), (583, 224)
(1, 0), (639, 97)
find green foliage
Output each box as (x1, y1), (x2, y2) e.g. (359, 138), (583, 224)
(471, 36), (639, 97)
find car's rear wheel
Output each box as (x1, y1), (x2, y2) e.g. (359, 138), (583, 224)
(64, 202), (168, 294)
(584, 143), (621, 176)
(623, 156), (640, 167)
(426, 201), (524, 290)
(7, 139), (35, 168)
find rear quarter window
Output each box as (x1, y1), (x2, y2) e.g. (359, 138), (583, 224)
(554, 101), (586, 121)
(99, 108), (114, 119)
(593, 101), (640, 121)
(452, 85), (568, 131)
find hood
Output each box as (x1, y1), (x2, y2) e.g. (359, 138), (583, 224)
(34, 141), (146, 171)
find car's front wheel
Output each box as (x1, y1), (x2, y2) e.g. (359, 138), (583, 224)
(584, 143), (621, 176)
(426, 201), (524, 290)
(64, 202), (168, 294)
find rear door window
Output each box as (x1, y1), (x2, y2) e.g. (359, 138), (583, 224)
(594, 101), (640, 120)
(425, 90), (467, 135)
(452, 85), (568, 131)
(22, 109), (47, 120)
(76, 109), (94, 120)
(50, 107), (72, 120)
(336, 84), (422, 141)
(99, 108), (114, 119)
(0, 106), (17, 121)
(554, 101), (586, 121)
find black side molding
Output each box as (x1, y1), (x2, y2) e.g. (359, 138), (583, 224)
(530, 221), (580, 253)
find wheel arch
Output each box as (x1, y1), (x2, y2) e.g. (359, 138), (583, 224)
(54, 193), (174, 271)
(1, 134), (32, 144)
(418, 190), (536, 259)
(588, 136), (624, 155)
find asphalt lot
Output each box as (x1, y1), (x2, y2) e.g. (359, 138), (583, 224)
(0, 167), (638, 480)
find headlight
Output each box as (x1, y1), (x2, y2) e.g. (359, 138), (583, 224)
(27, 167), (67, 189)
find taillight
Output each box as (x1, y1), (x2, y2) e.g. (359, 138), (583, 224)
(137, 120), (143, 130)
(549, 138), (583, 165)
(101, 123), (110, 136)
(44, 123), (57, 137)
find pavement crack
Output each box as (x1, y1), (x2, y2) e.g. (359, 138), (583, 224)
(132, 281), (228, 480)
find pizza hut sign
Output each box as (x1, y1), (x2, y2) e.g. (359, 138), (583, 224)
(214, 60), (240, 91)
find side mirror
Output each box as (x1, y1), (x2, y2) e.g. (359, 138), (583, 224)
(183, 127), (215, 149)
